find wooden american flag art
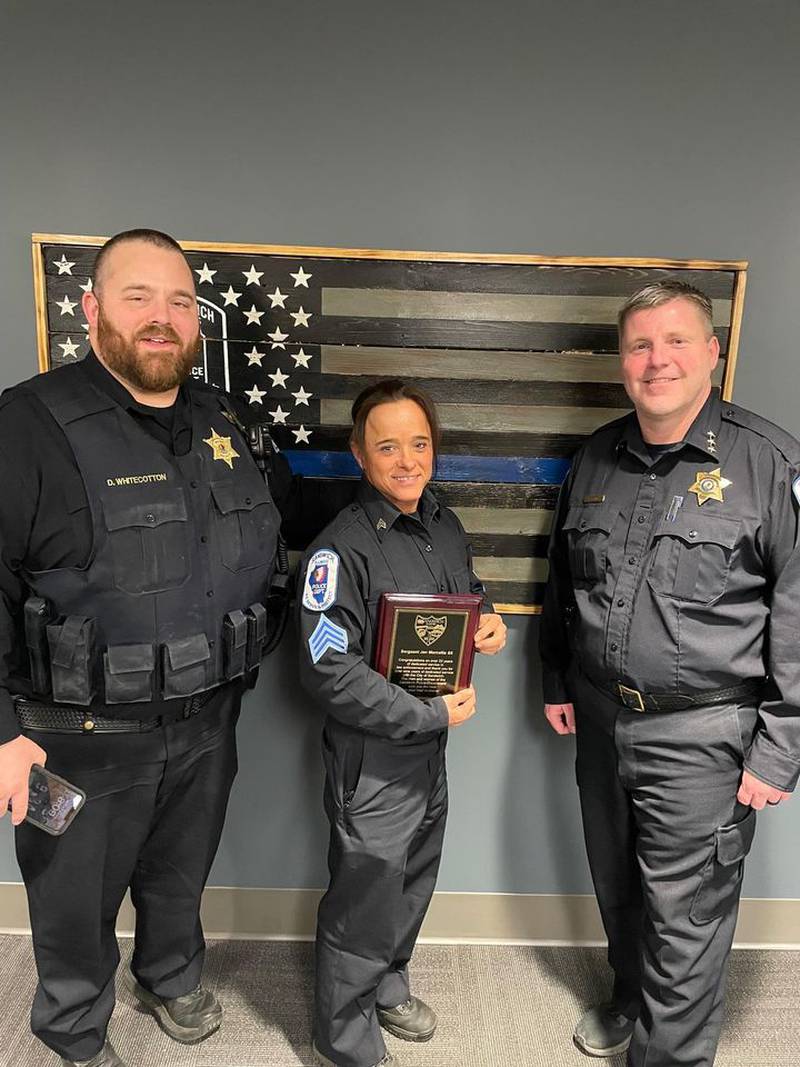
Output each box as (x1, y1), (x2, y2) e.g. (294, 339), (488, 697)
(32, 235), (747, 612)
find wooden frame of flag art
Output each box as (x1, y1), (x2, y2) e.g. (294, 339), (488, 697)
(31, 234), (748, 614)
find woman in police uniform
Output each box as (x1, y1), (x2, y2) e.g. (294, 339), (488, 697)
(298, 380), (506, 1067)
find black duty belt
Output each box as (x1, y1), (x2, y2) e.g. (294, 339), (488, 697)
(610, 678), (763, 713)
(14, 689), (218, 734)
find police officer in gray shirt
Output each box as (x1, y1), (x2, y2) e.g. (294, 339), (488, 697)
(298, 380), (506, 1067)
(540, 280), (799, 1067)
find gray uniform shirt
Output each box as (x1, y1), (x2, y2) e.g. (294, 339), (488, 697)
(298, 479), (488, 740)
(540, 392), (800, 791)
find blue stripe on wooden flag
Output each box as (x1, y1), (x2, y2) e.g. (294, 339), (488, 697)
(282, 450), (571, 484)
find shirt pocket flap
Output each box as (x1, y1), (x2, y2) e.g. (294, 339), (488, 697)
(210, 479), (270, 515)
(102, 489), (188, 531)
(562, 504), (616, 535)
(654, 513), (740, 549)
(106, 643), (155, 675)
(164, 633), (211, 671)
(715, 808), (756, 866)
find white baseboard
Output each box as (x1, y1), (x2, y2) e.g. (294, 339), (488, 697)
(1, 883), (798, 946)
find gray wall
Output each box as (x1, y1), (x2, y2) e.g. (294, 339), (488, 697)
(1, 1), (798, 897)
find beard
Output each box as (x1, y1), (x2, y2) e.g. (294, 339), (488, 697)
(96, 308), (201, 393)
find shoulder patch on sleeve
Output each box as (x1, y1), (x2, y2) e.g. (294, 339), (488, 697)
(308, 614), (348, 663)
(302, 549), (340, 611)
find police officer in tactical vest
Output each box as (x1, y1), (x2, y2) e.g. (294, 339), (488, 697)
(540, 280), (800, 1067)
(0, 230), (304, 1067)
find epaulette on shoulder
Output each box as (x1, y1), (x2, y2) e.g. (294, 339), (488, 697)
(327, 501), (363, 539)
(304, 502), (365, 560)
(721, 402), (800, 466)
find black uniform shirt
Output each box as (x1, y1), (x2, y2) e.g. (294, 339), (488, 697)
(540, 391), (800, 791)
(0, 352), (349, 743)
(297, 479), (489, 741)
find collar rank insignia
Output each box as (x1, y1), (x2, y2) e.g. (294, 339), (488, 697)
(705, 430), (717, 455)
(203, 428), (240, 469)
(689, 467), (731, 506)
(376, 517), (388, 531)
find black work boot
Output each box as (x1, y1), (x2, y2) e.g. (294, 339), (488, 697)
(573, 1002), (635, 1057)
(377, 995), (437, 1042)
(125, 969), (222, 1044)
(61, 1040), (129, 1067)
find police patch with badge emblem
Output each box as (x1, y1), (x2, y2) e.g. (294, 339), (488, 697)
(302, 549), (340, 611)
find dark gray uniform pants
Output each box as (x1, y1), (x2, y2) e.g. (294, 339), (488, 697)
(15, 693), (240, 1063)
(572, 672), (759, 1067)
(315, 720), (447, 1067)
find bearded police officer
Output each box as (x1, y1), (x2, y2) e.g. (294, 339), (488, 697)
(0, 229), (324, 1067)
(540, 280), (799, 1067)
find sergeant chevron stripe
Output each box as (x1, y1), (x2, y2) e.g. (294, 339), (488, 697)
(308, 614), (349, 664)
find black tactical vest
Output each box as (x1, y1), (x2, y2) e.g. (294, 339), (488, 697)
(22, 361), (280, 706)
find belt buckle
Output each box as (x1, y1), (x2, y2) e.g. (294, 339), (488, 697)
(617, 684), (646, 712)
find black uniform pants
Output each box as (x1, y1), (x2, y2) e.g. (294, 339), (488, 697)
(15, 689), (240, 1063)
(315, 720), (448, 1067)
(572, 671), (759, 1067)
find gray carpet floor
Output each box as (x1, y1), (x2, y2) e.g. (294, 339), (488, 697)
(1, 936), (797, 1066)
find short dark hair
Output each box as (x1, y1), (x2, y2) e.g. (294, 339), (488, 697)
(92, 228), (189, 292)
(350, 379), (441, 459)
(618, 279), (714, 338)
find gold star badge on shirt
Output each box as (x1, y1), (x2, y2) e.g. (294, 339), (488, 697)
(688, 468), (732, 505)
(203, 428), (240, 469)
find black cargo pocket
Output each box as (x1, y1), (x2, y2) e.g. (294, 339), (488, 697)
(102, 489), (190, 594)
(47, 616), (96, 706)
(210, 480), (279, 572)
(562, 505), (615, 586)
(647, 514), (740, 605)
(161, 633), (211, 698)
(104, 643), (155, 704)
(689, 808), (756, 925)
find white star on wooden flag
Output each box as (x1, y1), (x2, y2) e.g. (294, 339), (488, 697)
(242, 264), (264, 286)
(292, 347), (312, 368)
(245, 346), (265, 366)
(56, 295), (77, 316)
(195, 262), (216, 284)
(290, 307), (311, 327)
(291, 386), (312, 406)
(79, 278), (93, 293)
(54, 255), (75, 275)
(268, 368), (289, 388)
(267, 287), (287, 308)
(58, 337), (80, 358)
(81, 322), (89, 331)
(268, 327), (289, 349)
(221, 285), (242, 307)
(290, 266), (312, 287)
(268, 405), (289, 425)
(244, 305), (265, 325)
(292, 425), (312, 444)
(245, 385), (267, 404)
